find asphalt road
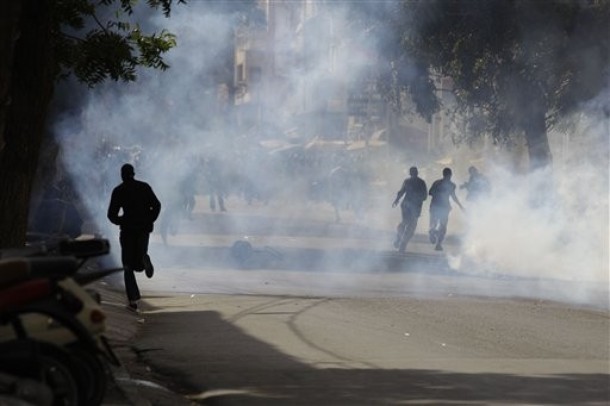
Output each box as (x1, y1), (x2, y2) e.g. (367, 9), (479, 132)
(133, 293), (609, 405)
(112, 199), (609, 405)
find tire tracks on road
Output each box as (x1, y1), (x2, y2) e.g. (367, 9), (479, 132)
(226, 296), (379, 368)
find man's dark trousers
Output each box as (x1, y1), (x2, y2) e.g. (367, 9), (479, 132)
(120, 229), (150, 302)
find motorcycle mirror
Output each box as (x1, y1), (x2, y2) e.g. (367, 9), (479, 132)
(58, 239), (110, 258)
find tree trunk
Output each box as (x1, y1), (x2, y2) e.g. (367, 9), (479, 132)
(515, 79), (553, 171)
(0, 1), (22, 153)
(523, 108), (553, 171)
(0, 0), (55, 248)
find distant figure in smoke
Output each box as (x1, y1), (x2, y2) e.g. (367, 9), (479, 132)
(203, 157), (227, 212)
(328, 166), (351, 223)
(179, 162), (199, 219)
(392, 166), (427, 253)
(159, 161), (201, 245)
(107, 164), (161, 310)
(460, 166), (491, 202)
(428, 167), (464, 251)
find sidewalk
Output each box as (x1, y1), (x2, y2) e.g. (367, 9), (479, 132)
(97, 280), (194, 406)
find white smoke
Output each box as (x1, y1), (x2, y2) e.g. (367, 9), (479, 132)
(48, 1), (609, 309)
(453, 102), (609, 307)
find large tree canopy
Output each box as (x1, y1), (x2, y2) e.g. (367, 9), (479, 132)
(0, 0), (183, 248)
(351, 0), (610, 169)
(406, 0), (609, 169)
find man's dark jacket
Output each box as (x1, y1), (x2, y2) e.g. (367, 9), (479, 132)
(107, 179), (161, 233)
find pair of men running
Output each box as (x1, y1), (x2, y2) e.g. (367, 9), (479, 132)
(392, 167), (464, 252)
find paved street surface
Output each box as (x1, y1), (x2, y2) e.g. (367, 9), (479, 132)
(101, 198), (609, 405)
(134, 294), (609, 405)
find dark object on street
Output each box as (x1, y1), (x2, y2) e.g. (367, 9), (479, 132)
(231, 240), (253, 265)
(230, 240), (283, 269)
(107, 163), (161, 308)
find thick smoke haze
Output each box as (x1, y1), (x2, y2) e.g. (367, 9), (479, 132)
(49, 1), (608, 309)
(452, 89), (609, 308)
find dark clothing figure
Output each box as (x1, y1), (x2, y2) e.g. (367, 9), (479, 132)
(203, 157), (227, 212)
(428, 167), (464, 251)
(180, 171), (197, 219)
(159, 164), (200, 245)
(460, 166), (491, 201)
(107, 164), (161, 309)
(392, 167), (427, 252)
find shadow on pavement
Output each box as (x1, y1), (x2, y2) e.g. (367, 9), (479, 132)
(134, 308), (610, 406)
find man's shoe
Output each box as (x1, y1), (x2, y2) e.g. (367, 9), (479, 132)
(435, 243), (443, 251)
(143, 254), (154, 278)
(128, 301), (138, 311)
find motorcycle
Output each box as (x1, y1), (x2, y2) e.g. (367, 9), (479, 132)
(0, 238), (122, 406)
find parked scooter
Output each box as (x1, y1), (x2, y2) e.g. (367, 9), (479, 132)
(0, 238), (122, 406)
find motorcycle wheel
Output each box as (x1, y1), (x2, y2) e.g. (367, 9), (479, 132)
(34, 342), (80, 406)
(67, 343), (108, 406)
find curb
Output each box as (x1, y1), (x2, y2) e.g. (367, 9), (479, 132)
(96, 280), (193, 406)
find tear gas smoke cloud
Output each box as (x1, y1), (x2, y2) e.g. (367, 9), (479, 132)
(452, 96), (609, 308)
(49, 1), (608, 309)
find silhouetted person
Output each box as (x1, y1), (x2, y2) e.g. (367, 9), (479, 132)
(392, 166), (427, 253)
(107, 164), (161, 310)
(159, 161), (200, 245)
(428, 167), (464, 251)
(460, 166), (491, 201)
(204, 157), (227, 212)
(179, 163), (199, 219)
